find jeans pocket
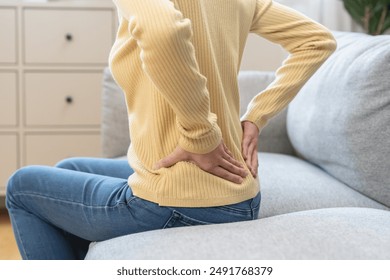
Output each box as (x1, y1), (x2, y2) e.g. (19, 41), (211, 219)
(163, 210), (211, 229)
(216, 192), (261, 221)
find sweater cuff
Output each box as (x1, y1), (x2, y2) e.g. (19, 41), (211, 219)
(177, 114), (222, 154)
(241, 112), (268, 134)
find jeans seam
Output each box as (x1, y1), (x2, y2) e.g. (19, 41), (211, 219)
(175, 210), (210, 225)
(126, 195), (139, 205)
(217, 205), (252, 215)
(162, 212), (178, 229)
(12, 192), (126, 209)
(164, 210), (210, 228)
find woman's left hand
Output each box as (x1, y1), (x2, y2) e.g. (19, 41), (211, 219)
(241, 121), (259, 178)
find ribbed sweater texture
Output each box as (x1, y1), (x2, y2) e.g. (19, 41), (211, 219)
(109, 0), (336, 207)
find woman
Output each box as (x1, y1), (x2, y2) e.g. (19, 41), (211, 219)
(6, 0), (336, 259)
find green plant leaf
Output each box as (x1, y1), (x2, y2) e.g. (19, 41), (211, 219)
(342, 0), (390, 34)
(370, 5), (382, 34)
(378, 0), (390, 6)
(383, 16), (390, 32)
(343, 0), (365, 24)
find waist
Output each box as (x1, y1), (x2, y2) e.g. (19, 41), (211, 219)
(127, 159), (260, 207)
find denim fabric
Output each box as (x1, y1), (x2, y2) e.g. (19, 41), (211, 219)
(6, 157), (260, 260)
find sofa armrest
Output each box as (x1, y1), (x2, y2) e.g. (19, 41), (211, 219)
(101, 69), (294, 158)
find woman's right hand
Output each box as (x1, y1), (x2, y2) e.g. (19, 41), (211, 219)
(154, 141), (248, 184)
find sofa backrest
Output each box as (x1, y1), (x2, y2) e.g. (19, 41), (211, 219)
(101, 67), (130, 158)
(287, 31), (390, 207)
(101, 70), (294, 158)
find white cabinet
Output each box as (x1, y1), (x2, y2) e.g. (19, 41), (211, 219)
(24, 9), (113, 64)
(0, 8), (17, 64)
(24, 72), (102, 126)
(0, 0), (116, 195)
(25, 134), (101, 166)
(0, 72), (17, 126)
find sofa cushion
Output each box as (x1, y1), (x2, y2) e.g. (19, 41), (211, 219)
(287, 31), (390, 207)
(258, 153), (388, 218)
(85, 207), (390, 260)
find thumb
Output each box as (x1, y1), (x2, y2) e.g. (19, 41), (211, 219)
(153, 147), (185, 170)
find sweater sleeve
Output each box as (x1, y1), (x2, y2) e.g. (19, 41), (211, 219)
(241, 0), (337, 132)
(113, 0), (221, 154)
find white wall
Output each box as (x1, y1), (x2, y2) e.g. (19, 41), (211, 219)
(240, 0), (356, 71)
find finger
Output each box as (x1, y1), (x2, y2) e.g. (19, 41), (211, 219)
(222, 150), (244, 169)
(223, 143), (234, 158)
(154, 148), (183, 170)
(241, 139), (249, 160)
(154, 158), (174, 170)
(219, 158), (248, 178)
(221, 145), (245, 168)
(223, 143), (245, 169)
(247, 141), (257, 175)
(243, 139), (253, 168)
(251, 150), (258, 178)
(245, 151), (253, 174)
(212, 166), (244, 184)
(242, 137), (255, 161)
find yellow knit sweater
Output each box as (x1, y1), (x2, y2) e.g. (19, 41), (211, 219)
(109, 0), (336, 207)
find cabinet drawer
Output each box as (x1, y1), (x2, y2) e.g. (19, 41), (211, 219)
(0, 72), (17, 126)
(23, 9), (113, 64)
(25, 72), (102, 126)
(0, 8), (17, 64)
(0, 134), (18, 194)
(25, 133), (101, 166)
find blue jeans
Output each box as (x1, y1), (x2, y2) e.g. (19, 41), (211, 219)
(6, 157), (261, 260)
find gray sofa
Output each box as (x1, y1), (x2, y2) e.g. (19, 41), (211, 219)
(85, 31), (390, 259)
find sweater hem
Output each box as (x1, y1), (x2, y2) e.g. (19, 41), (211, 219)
(130, 186), (260, 208)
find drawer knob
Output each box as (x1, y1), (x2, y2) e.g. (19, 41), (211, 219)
(65, 96), (73, 104)
(65, 33), (73, 42)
